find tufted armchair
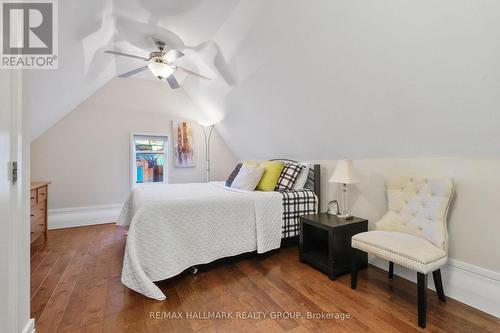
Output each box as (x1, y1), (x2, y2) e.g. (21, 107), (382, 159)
(350, 176), (454, 328)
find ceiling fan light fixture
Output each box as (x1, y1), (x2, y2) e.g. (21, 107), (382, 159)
(105, 41), (209, 87)
(148, 61), (174, 79)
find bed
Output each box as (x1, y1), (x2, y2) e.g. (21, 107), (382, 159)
(117, 163), (320, 300)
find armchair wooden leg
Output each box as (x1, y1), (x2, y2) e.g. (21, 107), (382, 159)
(389, 261), (394, 280)
(433, 269), (446, 303)
(351, 249), (359, 289)
(417, 272), (428, 328)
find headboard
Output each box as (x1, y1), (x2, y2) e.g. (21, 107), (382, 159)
(312, 164), (321, 211)
(270, 159), (321, 211)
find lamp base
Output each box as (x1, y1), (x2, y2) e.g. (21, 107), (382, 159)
(337, 213), (354, 220)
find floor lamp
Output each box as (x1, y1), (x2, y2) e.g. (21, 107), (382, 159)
(200, 123), (215, 182)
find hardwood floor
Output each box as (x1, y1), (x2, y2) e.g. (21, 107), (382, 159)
(31, 224), (499, 333)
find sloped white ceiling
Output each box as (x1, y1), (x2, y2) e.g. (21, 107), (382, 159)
(25, 0), (116, 140)
(28, 0), (500, 159)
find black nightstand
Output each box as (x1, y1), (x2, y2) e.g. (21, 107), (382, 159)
(299, 213), (368, 280)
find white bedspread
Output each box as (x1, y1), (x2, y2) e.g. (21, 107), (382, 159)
(116, 182), (283, 300)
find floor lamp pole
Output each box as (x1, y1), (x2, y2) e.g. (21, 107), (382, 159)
(201, 124), (214, 183)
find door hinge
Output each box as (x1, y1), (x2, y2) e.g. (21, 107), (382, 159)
(8, 161), (17, 184)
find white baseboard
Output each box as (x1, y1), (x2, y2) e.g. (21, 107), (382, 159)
(370, 256), (500, 318)
(48, 204), (122, 230)
(22, 319), (35, 333)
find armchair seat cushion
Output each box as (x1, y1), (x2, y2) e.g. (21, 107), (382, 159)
(352, 231), (447, 274)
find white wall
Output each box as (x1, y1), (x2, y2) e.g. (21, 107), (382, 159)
(24, 0), (116, 141)
(30, 78), (237, 210)
(168, 0), (500, 160)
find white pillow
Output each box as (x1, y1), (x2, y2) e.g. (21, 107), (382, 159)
(231, 166), (265, 191)
(292, 162), (311, 190)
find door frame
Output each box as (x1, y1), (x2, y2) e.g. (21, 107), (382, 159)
(0, 68), (33, 333)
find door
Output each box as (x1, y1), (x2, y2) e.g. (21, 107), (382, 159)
(0, 69), (31, 332)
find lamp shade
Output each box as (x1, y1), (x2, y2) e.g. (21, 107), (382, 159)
(198, 120), (217, 127)
(329, 159), (360, 184)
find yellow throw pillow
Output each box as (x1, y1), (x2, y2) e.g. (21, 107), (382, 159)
(256, 161), (285, 191)
(243, 160), (260, 168)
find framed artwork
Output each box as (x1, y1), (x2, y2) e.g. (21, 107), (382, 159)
(173, 121), (196, 168)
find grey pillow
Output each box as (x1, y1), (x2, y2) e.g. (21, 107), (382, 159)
(225, 163), (242, 187)
(292, 162), (311, 190)
(231, 166), (265, 191)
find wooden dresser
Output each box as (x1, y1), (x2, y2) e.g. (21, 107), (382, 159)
(30, 182), (50, 244)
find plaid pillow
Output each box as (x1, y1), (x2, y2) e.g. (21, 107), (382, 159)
(275, 162), (303, 191)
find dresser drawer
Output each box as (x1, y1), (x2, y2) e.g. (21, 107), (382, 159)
(31, 215), (45, 228)
(37, 186), (47, 203)
(30, 182), (50, 246)
(30, 219), (45, 243)
(30, 190), (36, 207)
(32, 201), (46, 221)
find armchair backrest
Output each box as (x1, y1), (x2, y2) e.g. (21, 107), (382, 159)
(376, 176), (454, 252)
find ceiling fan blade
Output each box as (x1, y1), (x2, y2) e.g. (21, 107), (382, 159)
(175, 66), (210, 80)
(164, 49), (184, 63)
(104, 50), (149, 61)
(165, 75), (180, 89)
(118, 66), (148, 78)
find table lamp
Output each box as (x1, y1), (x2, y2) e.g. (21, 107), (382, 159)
(329, 159), (360, 219)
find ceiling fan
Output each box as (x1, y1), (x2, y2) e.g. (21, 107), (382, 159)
(104, 40), (210, 89)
